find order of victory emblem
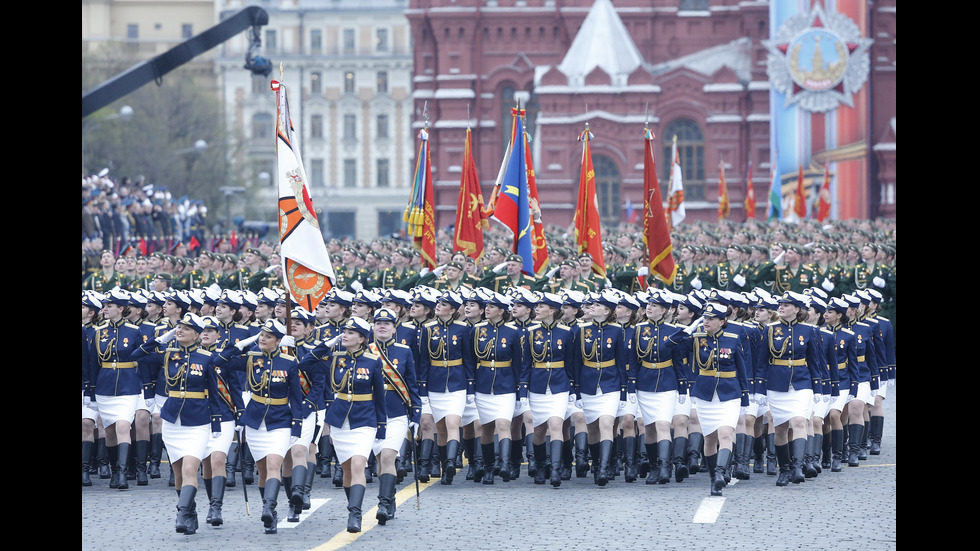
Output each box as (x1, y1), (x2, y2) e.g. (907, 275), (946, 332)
(763, 3), (873, 112)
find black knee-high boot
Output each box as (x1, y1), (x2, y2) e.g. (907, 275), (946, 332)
(672, 436), (689, 482)
(108, 445), (120, 488)
(482, 442), (497, 484)
(574, 432), (589, 478)
(499, 438), (512, 482)
(657, 439), (672, 484)
(597, 440), (613, 487)
(790, 438), (806, 483)
(847, 424), (863, 467)
(533, 443), (548, 485)
(82, 441), (94, 487)
(549, 439), (563, 487)
(208, 476), (226, 526)
(303, 461), (316, 509)
(560, 439), (573, 480)
(869, 416), (884, 455)
(713, 449), (731, 496)
(375, 474), (396, 525)
(831, 428), (844, 472)
(98, 437), (111, 479)
(149, 433), (164, 479)
(175, 485), (198, 534)
(417, 439), (433, 483)
(776, 443), (792, 486)
(318, 435), (333, 478)
(463, 437), (477, 481)
(346, 484), (365, 533)
(687, 432), (703, 475)
(525, 434), (536, 477)
(261, 478), (280, 534)
(134, 439), (150, 486)
(766, 433), (778, 476)
(753, 433), (766, 474)
(623, 436), (637, 483)
(116, 442), (131, 490)
(224, 439), (238, 487)
(509, 437), (523, 480)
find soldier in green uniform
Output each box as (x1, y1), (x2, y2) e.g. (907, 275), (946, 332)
(178, 251), (220, 290)
(82, 250), (131, 292)
(756, 244), (816, 294)
(483, 254), (541, 293)
(669, 244), (701, 295)
(702, 244), (753, 292)
(809, 244), (844, 297)
(546, 260), (593, 294)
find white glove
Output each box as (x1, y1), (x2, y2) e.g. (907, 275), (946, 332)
(420, 396), (429, 406)
(887, 378), (895, 388)
(691, 276), (702, 290)
(678, 394), (686, 404)
(325, 334), (342, 348)
(568, 394), (576, 404)
(264, 264), (278, 274)
(604, 278), (612, 288)
(821, 278), (835, 292)
(235, 424), (244, 436)
(756, 395), (767, 407)
(733, 273), (746, 287)
(432, 265), (447, 276)
(350, 280), (363, 292)
(813, 393), (822, 404)
(520, 397), (529, 408)
(871, 387), (878, 398)
(465, 394), (475, 405)
(212, 432), (221, 439)
(873, 276), (886, 288)
(773, 251), (786, 265)
(409, 421), (419, 436)
(493, 262), (508, 273)
(627, 393), (636, 404)
(683, 317), (703, 335)
(235, 334), (260, 350)
(157, 328), (177, 344)
(289, 436), (299, 447)
(574, 399), (583, 409)
(82, 394), (91, 408)
(846, 394), (856, 402)
(637, 267), (649, 277)
(618, 400), (627, 410)
(280, 335), (296, 348)
(546, 266), (560, 278)
(145, 399), (154, 409)
(823, 394), (831, 403)
(419, 267), (430, 277)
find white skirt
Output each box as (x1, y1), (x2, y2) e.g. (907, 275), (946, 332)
(812, 397), (831, 419)
(768, 389), (813, 426)
(420, 400), (432, 416)
(637, 390), (677, 425)
(204, 420), (236, 458)
(244, 424), (290, 462)
(848, 381), (874, 407)
(373, 415), (408, 456)
(876, 381), (888, 400)
(476, 392), (516, 425)
(564, 398), (581, 420)
(331, 424), (376, 464)
(153, 394), (167, 416)
(294, 410), (319, 449)
(82, 401), (98, 421)
(95, 394), (139, 428)
(673, 391), (692, 418)
(829, 392), (847, 413)
(692, 394), (740, 436)
(743, 399), (761, 418)
(462, 395), (481, 426)
(429, 390), (466, 423)
(162, 419), (210, 462)
(581, 391), (619, 424)
(618, 396), (638, 418)
(529, 391), (567, 427)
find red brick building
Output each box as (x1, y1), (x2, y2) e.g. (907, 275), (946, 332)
(406, 0), (896, 229)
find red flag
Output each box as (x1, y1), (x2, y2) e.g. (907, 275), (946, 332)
(188, 236), (201, 251)
(405, 123), (437, 270)
(744, 159), (756, 219)
(138, 238), (148, 256)
(794, 164), (808, 219)
(230, 231), (238, 250)
(273, 80), (336, 312)
(817, 165), (832, 222)
(573, 125), (605, 279)
(642, 128), (676, 285)
(522, 125), (549, 275)
(717, 160), (730, 221)
(453, 128), (489, 262)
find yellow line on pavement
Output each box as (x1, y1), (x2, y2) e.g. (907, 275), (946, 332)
(308, 477), (439, 551)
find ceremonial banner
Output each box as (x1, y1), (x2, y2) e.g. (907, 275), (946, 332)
(642, 128), (676, 285)
(273, 80), (335, 312)
(573, 125), (605, 279)
(404, 125), (437, 270)
(453, 128), (489, 261)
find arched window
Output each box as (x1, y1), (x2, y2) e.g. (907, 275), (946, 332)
(593, 154), (620, 225)
(661, 119), (705, 201)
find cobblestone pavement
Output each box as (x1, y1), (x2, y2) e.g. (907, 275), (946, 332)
(82, 387), (896, 551)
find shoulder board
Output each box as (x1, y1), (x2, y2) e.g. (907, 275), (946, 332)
(124, 322), (141, 330)
(423, 320), (439, 327)
(451, 320), (470, 327)
(877, 316), (890, 322)
(403, 321), (417, 329)
(474, 321), (489, 328)
(855, 322), (869, 328)
(607, 322), (622, 328)
(198, 349), (213, 357)
(842, 328), (855, 335)
(722, 331), (739, 338)
(94, 321), (110, 330)
(801, 322), (817, 328)
(392, 342), (411, 350)
(556, 323), (571, 331)
(279, 352), (296, 361)
(820, 328), (834, 335)
(495, 275), (507, 280)
(693, 331), (708, 337)
(233, 323), (249, 329)
(362, 351), (379, 360)
(526, 323), (541, 331)
(301, 342), (317, 350)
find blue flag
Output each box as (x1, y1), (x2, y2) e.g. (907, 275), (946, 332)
(495, 114), (534, 274)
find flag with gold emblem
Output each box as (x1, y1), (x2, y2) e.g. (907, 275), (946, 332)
(272, 79), (335, 312)
(453, 128), (489, 262)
